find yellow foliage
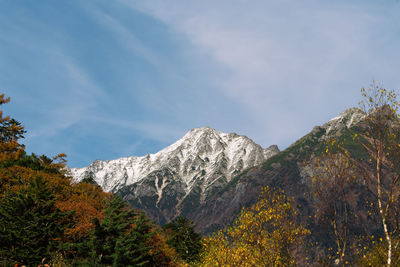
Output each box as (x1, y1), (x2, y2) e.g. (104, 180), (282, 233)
(200, 187), (309, 266)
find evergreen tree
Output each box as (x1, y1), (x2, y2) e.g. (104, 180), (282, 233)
(0, 176), (68, 265)
(113, 211), (155, 266)
(89, 196), (156, 266)
(163, 216), (203, 263)
(0, 94), (25, 163)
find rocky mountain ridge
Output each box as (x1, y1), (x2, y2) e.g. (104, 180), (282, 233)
(185, 107), (367, 233)
(70, 127), (279, 192)
(69, 127), (279, 224)
(69, 108), (365, 232)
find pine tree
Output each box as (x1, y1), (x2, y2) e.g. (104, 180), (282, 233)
(163, 216), (203, 263)
(113, 211), (155, 266)
(0, 176), (69, 265)
(0, 94), (25, 163)
(89, 196), (157, 266)
(90, 196), (131, 265)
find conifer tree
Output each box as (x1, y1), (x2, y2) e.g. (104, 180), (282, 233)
(113, 211), (155, 266)
(89, 196), (157, 266)
(163, 216), (203, 263)
(0, 176), (69, 265)
(0, 94), (25, 163)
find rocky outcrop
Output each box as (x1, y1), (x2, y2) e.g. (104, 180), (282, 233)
(69, 108), (369, 234)
(70, 127), (279, 226)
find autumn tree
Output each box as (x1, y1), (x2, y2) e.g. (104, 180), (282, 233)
(0, 94), (177, 266)
(309, 139), (360, 265)
(357, 84), (400, 267)
(0, 94), (111, 264)
(201, 187), (309, 266)
(0, 94), (25, 163)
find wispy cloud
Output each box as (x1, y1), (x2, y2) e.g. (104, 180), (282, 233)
(83, 6), (163, 72)
(88, 115), (186, 144)
(127, 0), (400, 147)
(2, 1), (400, 167)
(27, 54), (107, 138)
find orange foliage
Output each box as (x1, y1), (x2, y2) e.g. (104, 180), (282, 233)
(0, 164), (109, 242)
(0, 165), (71, 199)
(149, 231), (179, 266)
(0, 94), (174, 264)
(0, 94), (25, 162)
(0, 94), (110, 243)
(57, 183), (109, 241)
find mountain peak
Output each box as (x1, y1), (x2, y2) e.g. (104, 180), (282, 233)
(70, 128), (278, 193)
(324, 107), (365, 135)
(189, 126), (216, 133)
(181, 126), (219, 141)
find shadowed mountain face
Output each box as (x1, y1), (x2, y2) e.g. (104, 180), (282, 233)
(70, 108), (371, 235)
(178, 108), (369, 234)
(70, 127), (279, 226)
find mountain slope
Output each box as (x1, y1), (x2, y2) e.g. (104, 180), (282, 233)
(70, 108), (366, 234)
(70, 127), (279, 225)
(188, 108), (366, 233)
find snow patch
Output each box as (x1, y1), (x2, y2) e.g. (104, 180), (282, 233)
(69, 127), (279, 193)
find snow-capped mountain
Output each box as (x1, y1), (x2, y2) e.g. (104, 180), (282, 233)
(71, 127), (278, 192)
(70, 127), (279, 225)
(69, 108), (369, 233)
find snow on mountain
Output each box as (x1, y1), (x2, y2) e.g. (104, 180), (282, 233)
(70, 127), (279, 193)
(324, 107), (365, 135)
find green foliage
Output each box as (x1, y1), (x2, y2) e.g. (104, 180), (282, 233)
(2, 151), (68, 174)
(0, 118), (25, 142)
(163, 216), (203, 263)
(0, 176), (70, 265)
(89, 196), (156, 266)
(7, 86), (400, 266)
(113, 212), (155, 266)
(0, 94), (174, 266)
(0, 93), (25, 143)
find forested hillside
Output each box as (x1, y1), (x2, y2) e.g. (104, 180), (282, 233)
(0, 94), (185, 266)
(2, 84), (400, 266)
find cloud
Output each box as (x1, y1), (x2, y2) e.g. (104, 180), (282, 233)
(27, 54), (107, 139)
(83, 6), (163, 71)
(123, 0), (400, 147)
(87, 114), (185, 147)
(3, 1), (400, 167)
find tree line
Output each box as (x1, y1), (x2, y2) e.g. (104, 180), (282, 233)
(2, 83), (400, 266)
(0, 94), (203, 266)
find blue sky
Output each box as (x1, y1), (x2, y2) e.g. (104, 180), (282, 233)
(1, 0), (400, 167)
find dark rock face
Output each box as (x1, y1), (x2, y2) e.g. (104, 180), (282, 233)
(72, 108), (375, 239)
(178, 108), (368, 234)
(70, 127), (280, 228)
